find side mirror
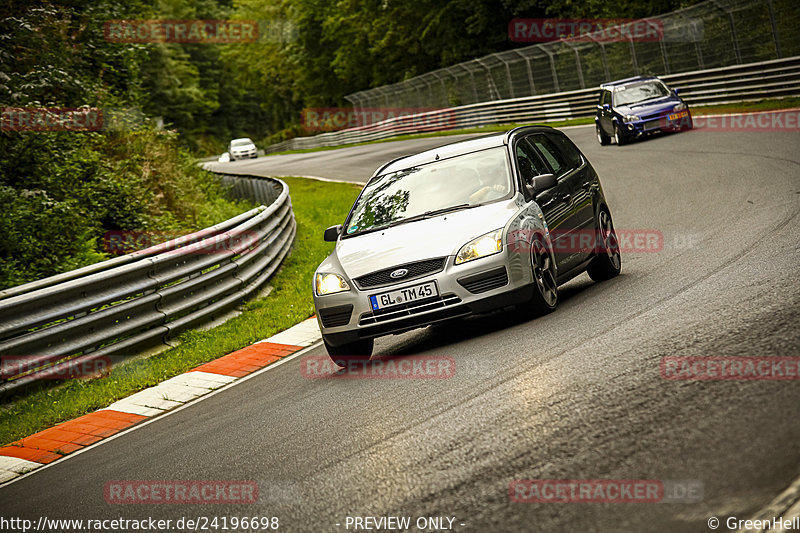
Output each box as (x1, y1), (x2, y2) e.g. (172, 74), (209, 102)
(525, 173), (557, 197)
(602, 104), (611, 111)
(673, 88), (680, 95)
(323, 225), (342, 242)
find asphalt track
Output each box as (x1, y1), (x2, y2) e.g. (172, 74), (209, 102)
(3, 117), (800, 532)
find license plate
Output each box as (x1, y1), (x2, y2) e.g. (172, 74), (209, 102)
(369, 282), (438, 310)
(668, 111), (688, 121)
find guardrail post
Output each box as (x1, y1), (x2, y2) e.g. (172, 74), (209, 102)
(540, 46), (560, 93)
(766, 0), (782, 59)
(586, 34), (610, 81)
(422, 76), (435, 106)
(628, 34), (640, 76)
(493, 53), (516, 99)
(458, 63), (480, 103)
(711, 0), (741, 64)
(514, 49), (537, 96)
(431, 71), (447, 107)
(410, 79), (425, 108)
(652, 19), (671, 74)
(675, 11), (705, 70)
(564, 41), (586, 89)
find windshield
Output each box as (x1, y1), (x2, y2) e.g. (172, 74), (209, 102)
(344, 147), (512, 236)
(231, 138), (253, 146)
(613, 81), (670, 106)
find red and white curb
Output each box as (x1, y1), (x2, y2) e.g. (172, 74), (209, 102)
(0, 317), (322, 485)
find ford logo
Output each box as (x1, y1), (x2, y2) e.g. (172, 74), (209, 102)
(390, 268), (409, 279)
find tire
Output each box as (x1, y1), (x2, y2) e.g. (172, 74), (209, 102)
(587, 209), (622, 282)
(525, 235), (558, 316)
(596, 124), (611, 145)
(324, 337), (374, 367)
(614, 123), (626, 146)
(681, 114), (693, 131)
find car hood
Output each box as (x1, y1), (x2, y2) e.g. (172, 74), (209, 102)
(332, 200), (518, 279)
(617, 96), (681, 116)
(231, 144), (255, 151)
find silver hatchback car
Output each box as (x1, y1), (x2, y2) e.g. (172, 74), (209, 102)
(313, 126), (621, 361)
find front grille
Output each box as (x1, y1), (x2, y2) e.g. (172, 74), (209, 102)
(318, 304), (353, 328)
(354, 257), (447, 289)
(357, 304), (471, 339)
(359, 294), (461, 326)
(458, 266), (509, 294)
(642, 117), (664, 130)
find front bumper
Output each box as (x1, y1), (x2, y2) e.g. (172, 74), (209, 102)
(622, 110), (691, 136)
(314, 251), (533, 347)
(230, 149), (257, 160)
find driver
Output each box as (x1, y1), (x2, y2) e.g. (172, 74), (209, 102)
(468, 162), (508, 203)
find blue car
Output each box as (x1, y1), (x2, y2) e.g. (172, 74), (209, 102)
(595, 76), (692, 146)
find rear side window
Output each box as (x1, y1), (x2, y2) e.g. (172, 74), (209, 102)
(515, 140), (550, 182)
(543, 132), (583, 169)
(526, 134), (568, 177)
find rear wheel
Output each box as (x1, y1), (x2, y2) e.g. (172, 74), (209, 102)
(597, 124), (611, 145)
(614, 123), (627, 146)
(587, 209), (622, 282)
(324, 337), (373, 367)
(526, 235), (558, 316)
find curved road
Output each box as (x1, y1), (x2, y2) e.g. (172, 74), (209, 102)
(3, 119), (800, 532)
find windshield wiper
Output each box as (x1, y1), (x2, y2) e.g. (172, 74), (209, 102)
(388, 203), (475, 227)
(345, 204), (478, 237)
(629, 96), (668, 107)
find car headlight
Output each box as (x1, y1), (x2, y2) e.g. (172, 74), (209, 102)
(623, 114), (640, 123)
(455, 229), (503, 265)
(673, 103), (687, 111)
(315, 272), (350, 295)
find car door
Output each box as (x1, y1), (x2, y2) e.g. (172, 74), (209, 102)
(542, 130), (595, 231)
(514, 136), (574, 272)
(524, 133), (590, 272)
(597, 89), (613, 135)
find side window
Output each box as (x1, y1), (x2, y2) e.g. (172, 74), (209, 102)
(543, 131), (583, 169)
(602, 90), (612, 106)
(515, 139), (549, 183)
(527, 134), (568, 177)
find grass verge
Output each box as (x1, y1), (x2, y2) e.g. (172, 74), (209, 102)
(264, 96), (800, 157)
(0, 177), (362, 446)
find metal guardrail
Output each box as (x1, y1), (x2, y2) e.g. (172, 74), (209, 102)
(0, 176), (295, 396)
(265, 55), (800, 153)
(345, 0), (799, 109)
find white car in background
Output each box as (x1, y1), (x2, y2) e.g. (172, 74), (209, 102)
(228, 138), (258, 160)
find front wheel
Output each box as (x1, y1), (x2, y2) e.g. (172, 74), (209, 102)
(597, 124), (611, 145)
(587, 209), (622, 282)
(614, 123), (627, 146)
(525, 236), (558, 316)
(324, 337), (373, 367)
